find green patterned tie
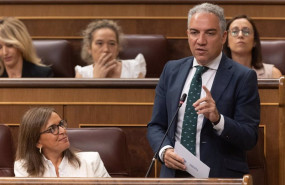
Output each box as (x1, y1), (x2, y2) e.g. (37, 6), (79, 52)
(181, 65), (208, 155)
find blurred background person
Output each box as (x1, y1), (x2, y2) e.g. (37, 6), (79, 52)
(0, 17), (53, 78)
(224, 15), (282, 78)
(75, 19), (146, 78)
(14, 107), (110, 177)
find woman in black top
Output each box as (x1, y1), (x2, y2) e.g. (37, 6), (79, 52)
(0, 17), (53, 78)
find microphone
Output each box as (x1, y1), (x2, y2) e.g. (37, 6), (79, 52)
(145, 93), (187, 177)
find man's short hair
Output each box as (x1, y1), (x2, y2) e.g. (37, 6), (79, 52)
(188, 3), (226, 33)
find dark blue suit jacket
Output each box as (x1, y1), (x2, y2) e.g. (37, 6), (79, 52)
(147, 54), (260, 178)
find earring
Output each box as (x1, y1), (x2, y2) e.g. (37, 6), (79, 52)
(39, 147), (42, 154)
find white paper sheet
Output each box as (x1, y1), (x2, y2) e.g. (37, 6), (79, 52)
(174, 141), (210, 178)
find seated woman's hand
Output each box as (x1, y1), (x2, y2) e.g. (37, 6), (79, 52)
(93, 53), (117, 78)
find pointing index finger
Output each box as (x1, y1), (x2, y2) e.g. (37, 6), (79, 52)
(202, 86), (212, 97)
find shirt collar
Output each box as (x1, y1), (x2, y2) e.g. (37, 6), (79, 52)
(41, 154), (68, 167)
(193, 52), (222, 70)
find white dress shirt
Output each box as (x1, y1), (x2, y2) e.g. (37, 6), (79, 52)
(14, 152), (110, 177)
(75, 53), (146, 78)
(159, 52), (225, 161)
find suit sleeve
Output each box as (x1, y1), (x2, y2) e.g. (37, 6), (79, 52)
(147, 62), (173, 155)
(220, 70), (260, 150)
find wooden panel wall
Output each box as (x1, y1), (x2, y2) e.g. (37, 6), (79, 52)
(1, 9), (284, 61)
(279, 77), (285, 185)
(247, 83), (279, 185)
(0, 1), (284, 59)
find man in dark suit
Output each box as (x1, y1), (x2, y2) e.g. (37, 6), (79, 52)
(147, 3), (260, 178)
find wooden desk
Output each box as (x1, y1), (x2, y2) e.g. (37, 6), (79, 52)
(279, 77), (285, 185)
(0, 175), (253, 185)
(0, 78), (280, 185)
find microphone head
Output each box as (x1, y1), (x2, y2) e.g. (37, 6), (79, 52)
(180, 93), (187, 102)
(179, 93), (187, 107)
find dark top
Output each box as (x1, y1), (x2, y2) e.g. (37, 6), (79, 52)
(1, 60), (53, 77)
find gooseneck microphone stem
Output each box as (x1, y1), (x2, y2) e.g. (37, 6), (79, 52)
(145, 93), (187, 178)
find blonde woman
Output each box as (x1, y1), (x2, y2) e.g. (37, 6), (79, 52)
(0, 17), (53, 78)
(75, 19), (146, 78)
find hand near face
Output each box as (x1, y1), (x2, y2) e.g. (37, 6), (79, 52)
(88, 27), (120, 78)
(164, 148), (186, 171)
(93, 52), (117, 78)
(193, 86), (220, 123)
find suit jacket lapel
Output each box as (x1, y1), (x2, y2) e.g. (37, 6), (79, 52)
(172, 57), (193, 107)
(202, 54), (233, 127)
(211, 54), (233, 103)
(169, 57), (193, 136)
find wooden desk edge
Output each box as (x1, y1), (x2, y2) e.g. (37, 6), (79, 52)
(0, 176), (252, 185)
(0, 78), (279, 88)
